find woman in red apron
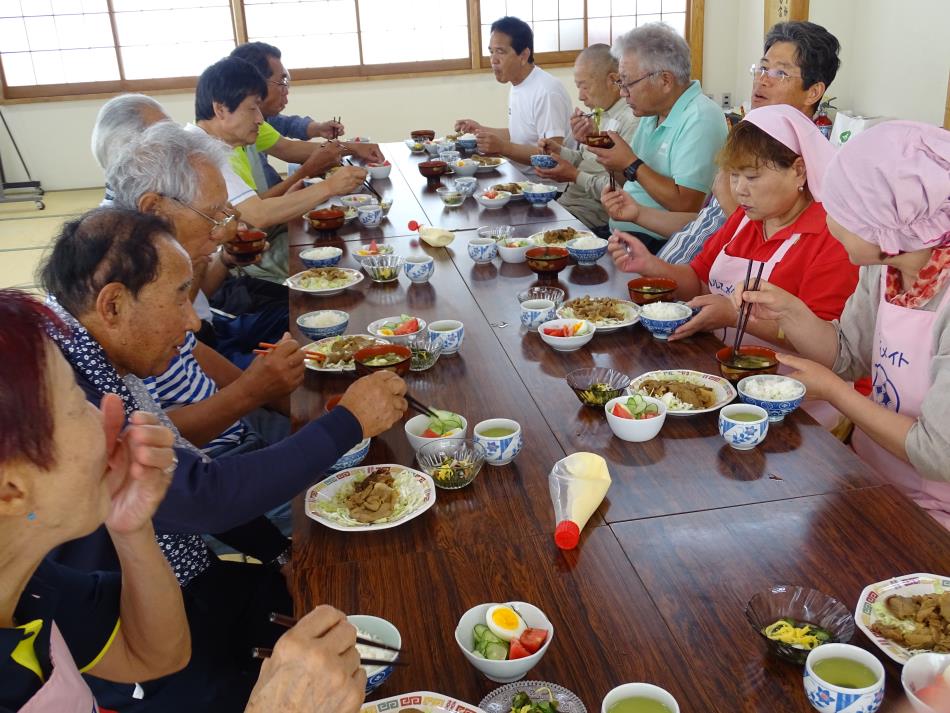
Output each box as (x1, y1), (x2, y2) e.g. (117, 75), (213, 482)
(737, 121), (950, 527)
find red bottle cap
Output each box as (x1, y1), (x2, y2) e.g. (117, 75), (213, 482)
(554, 520), (580, 550)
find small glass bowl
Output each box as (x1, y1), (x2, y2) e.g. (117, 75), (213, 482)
(416, 438), (486, 490)
(360, 254), (405, 283)
(476, 225), (513, 242)
(407, 334), (443, 372)
(745, 585), (855, 665)
(566, 367), (631, 407)
(517, 286), (566, 307)
(436, 187), (465, 207)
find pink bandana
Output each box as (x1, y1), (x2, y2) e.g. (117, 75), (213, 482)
(743, 104), (836, 200)
(822, 121), (950, 255)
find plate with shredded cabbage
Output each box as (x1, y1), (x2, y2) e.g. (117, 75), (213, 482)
(305, 464), (435, 531)
(628, 369), (736, 415)
(285, 267), (363, 296)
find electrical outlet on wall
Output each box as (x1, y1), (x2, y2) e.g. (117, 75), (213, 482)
(721, 93), (733, 110)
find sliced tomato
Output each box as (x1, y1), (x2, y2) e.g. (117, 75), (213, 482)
(519, 628), (548, 654)
(507, 638), (531, 660)
(612, 403), (633, 419)
(393, 318), (419, 335)
(421, 428), (441, 438)
(368, 239), (380, 254)
(636, 412), (659, 420)
(543, 326), (569, 337)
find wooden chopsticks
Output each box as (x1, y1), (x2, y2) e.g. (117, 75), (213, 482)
(732, 259), (765, 358)
(405, 394), (439, 420)
(344, 157), (384, 201)
(254, 341), (324, 361)
(331, 116), (341, 140)
(253, 613), (406, 666)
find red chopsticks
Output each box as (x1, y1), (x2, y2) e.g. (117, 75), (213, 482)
(254, 341), (324, 361)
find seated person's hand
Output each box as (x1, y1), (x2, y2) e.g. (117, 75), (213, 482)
(774, 353), (845, 402)
(600, 184), (640, 223)
(587, 131), (636, 172)
(608, 229), (655, 275)
(537, 137), (562, 156)
(245, 605), (365, 713)
(534, 153), (578, 183)
(475, 129), (504, 155)
(301, 143), (344, 177)
(242, 333), (306, 404)
(570, 110), (596, 143)
(313, 119), (345, 139)
(338, 371), (408, 439)
(454, 118), (481, 134)
(325, 166), (367, 196)
(348, 142), (385, 163)
(732, 280), (808, 326)
(670, 293), (737, 341)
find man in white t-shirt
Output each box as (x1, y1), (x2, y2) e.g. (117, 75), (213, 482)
(455, 16), (571, 172)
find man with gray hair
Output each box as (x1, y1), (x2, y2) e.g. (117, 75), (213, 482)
(533, 43), (639, 233)
(587, 22), (727, 252)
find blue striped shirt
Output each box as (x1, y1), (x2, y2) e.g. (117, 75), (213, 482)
(145, 332), (244, 451)
(656, 197), (727, 265)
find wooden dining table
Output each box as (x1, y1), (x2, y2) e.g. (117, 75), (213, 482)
(286, 142), (950, 713)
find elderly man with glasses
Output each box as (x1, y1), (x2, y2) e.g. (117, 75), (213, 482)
(586, 22), (727, 253)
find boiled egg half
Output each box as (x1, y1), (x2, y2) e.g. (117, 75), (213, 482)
(485, 604), (526, 641)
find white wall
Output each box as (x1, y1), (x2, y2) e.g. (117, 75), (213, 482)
(2, 0), (947, 192)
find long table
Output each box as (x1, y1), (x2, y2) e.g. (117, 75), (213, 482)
(287, 143), (950, 713)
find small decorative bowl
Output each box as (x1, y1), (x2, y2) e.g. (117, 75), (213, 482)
(329, 437), (371, 472)
(497, 237), (535, 263)
(585, 132), (615, 148)
(347, 614), (401, 696)
(737, 375), (806, 423)
(410, 129), (436, 142)
(416, 438), (486, 489)
(366, 163), (392, 180)
(804, 644), (885, 713)
(530, 154), (557, 170)
(525, 246), (570, 277)
(455, 602), (553, 683)
(296, 309), (349, 340)
(360, 254), (404, 283)
(353, 344), (412, 377)
(537, 318), (595, 352)
(407, 333), (443, 371)
(565, 236), (608, 266)
(517, 286), (566, 307)
(299, 246), (343, 269)
(718, 404), (769, 450)
(340, 193), (378, 208)
(604, 395), (667, 442)
(744, 584), (855, 665)
(716, 345), (780, 383)
(436, 187), (465, 207)
(403, 255), (435, 284)
(454, 177), (478, 196)
(638, 301), (694, 340)
(522, 184), (558, 206)
(405, 139), (426, 154)
(566, 367), (631, 407)
(467, 238), (498, 264)
(627, 277), (677, 305)
(452, 159), (479, 177)
(476, 191), (512, 209)
(306, 208), (346, 231)
(473, 418), (523, 467)
(477, 225), (513, 242)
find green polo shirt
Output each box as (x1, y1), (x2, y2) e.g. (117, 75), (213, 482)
(610, 80), (728, 240)
(229, 121), (281, 192)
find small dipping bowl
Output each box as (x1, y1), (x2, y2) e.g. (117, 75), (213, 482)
(436, 187), (465, 208)
(530, 154), (557, 169)
(416, 438), (486, 489)
(299, 246), (342, 269)
(627, 276), (677, 305)
(737, 375), (806, 423)
(467, 237), (498, 264)
(718, 404), (769, 450)
(296, 309), (349, 340)
(566, 366), (631, 407)
(804, 644), (885, 713)
(353, 344), (412, 377)
(716, 345), (779, 383)
(360, 254), (404, 283)
(477, 225), (513, 242)
(473, 418), (523, 466)
(403, 255), (435, 284)
(525, 246), (570, 277)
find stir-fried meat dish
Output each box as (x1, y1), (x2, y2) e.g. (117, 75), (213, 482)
(493, 182), (523, 194)
(872, 593), (950, 652)
(323, 335), (377, 366)
(472, 155), (501, 166)
(542, 227), (581, 244)
(345, 467), (398, 523)
(563, 296), (628, 323)
(638, 378), (717, 409)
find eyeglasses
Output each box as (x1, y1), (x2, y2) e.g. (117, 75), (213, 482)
(749, 64), (802, 82)
(613, 72), (658, 93)
(268, 75), (290, 88)
(170, 197), (237, 232)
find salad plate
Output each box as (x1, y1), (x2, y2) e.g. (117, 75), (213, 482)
(855, 572), (950, 664)
(556, 298), (640, 334)
(305, 464), (435, 531)
(285, 267), (363, 296)
(479, 681), (586, 713)
(628, 369), (736, 416)
(303, 334), (391, 373)
(361, 691), (486, 713)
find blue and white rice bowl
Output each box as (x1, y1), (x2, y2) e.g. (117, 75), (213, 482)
(522, 182), (559, 206)
(529, 154), (557, 170)
(638, 301), (694, 340)
(347, 614), (401, 696)
(737, 375), (806, 422)
(565, 235), (608, 265)
(299, 246), (343, 269)
(296, 310), (349, 340)
(329, 437), (371, 472)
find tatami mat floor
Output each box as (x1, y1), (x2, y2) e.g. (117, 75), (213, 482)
(0, 188), (103, 291)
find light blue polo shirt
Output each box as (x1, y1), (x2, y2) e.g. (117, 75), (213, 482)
(610, 80), (728, 240)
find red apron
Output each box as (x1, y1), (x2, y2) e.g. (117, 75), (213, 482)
(852, 270), (950, 528)
(18, 622), (99, 713)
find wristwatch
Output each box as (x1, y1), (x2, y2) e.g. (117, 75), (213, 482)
(269, 546), (292, 569)
(623, 158), (645, 183)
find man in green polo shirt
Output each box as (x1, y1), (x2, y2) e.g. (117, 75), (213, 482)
(588, 22), (727, 253)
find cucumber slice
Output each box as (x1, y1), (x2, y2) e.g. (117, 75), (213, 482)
(484, 642), (508, 660)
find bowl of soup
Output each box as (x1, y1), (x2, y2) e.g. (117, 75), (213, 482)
(525, 246), (570, 277)
(627, 277), (677, 305)
(410, 129), (436, 142)
(224, 228), (268, 265)
(306, 208), (346, 232)
(353, 344), (412, 377)
(586, 132), (615, 149)
(716, 345), (779, 383)
(418, 160), (448, 180)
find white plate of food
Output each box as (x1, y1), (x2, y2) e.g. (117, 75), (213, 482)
(285, 267), (363, 296)
(472, 155), (508, 172)
(361, 691), (487, 713)
(491, 181), (530, 200)
(628, 369), (736, 416)
(304, 334), (391, 372)
(305, 464), (435, 532)
(529, 226), (594, 246)
(556, 296), (640, 333)
(855, 573), (950, 664)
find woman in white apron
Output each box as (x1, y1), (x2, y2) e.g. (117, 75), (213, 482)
(736, 121), (950, 527)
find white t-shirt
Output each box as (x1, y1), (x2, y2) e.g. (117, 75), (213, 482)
(508, 65), (572, 155)
(183, 123), (256, 206)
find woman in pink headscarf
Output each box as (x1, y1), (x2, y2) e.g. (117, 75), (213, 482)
(608, 104), (859, 346)
(738, 121), (950, 527)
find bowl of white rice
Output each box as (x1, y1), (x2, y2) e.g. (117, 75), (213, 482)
(299, 246), (343, 269)
(566, 235), (608, 266)
(737, 375), (806, 422)
(638, 301), (694, 340)
(296, 309), (349, 340)
(346, 614), (401, 695)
